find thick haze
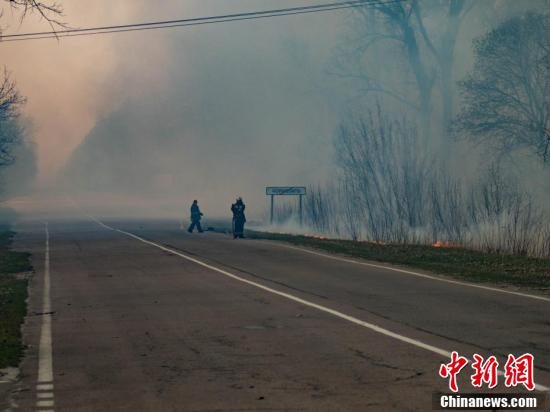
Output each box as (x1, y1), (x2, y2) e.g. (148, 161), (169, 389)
(2, 0), (548, 219)
(63, 0), (347, 218)
(3, 1), (348, 218)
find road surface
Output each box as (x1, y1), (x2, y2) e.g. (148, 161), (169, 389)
(6, 217), (550, 411)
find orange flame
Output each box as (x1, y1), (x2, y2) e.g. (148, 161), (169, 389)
(432, 241), (460, 248)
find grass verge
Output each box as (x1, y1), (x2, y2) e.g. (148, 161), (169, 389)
(0, 228), (32, 369)
(245, 230), (550, 291)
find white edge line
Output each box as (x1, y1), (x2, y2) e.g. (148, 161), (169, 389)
(37, 222), (55, 410)
(92, 217), (549, 393)
(264, 242), (550, 303)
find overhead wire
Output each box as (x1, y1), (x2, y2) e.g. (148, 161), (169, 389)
(0, 0), (408, 43)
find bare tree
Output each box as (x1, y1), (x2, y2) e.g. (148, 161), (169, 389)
(2, 0), (64, 29)
(0, 125), (36, 198)
(333, 1), (479, 140)
(331, 101), (550, 255)
(412, 0), (476, 137)
(0, 69), (24, 122)
(0, 70), (24, 175)
(455, 12), (550, 163)
(335, 104), (430, 242)
(278, 116), (550, 255)
(0, 69), (24, 171)
(0, 118), (21, 167)
(335, 2), (434, 138)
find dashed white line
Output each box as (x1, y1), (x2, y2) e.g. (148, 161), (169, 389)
(36, 223), (55, 411)
(93, 219), (550, 392)
(36, 383), (53, 391)
(37, 393), (54, 399)
(36, 399), (54, 407)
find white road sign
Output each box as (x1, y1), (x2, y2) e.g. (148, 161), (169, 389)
(266, 186), (306, 196)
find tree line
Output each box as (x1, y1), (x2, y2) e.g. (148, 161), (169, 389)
(282, 2), (550, 257)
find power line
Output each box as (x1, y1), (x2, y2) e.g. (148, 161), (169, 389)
(0, 0), (407, 43)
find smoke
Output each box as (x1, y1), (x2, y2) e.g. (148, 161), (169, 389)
(1, 0), (548, 222)
(59, 1), (347, 218)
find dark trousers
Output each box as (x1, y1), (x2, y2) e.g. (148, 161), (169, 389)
(233, 217), (245, 238)
(188, 221), (203, 233)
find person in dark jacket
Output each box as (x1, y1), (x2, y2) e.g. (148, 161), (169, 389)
(188, 200), (204, 233)
(231, 197), (246, 239)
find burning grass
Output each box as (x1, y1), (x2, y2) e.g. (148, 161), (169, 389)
(245, 230), (550, 292)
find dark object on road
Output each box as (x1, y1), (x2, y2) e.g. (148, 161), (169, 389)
(231, 197), (246, 239)
(188, 200), (204, 233)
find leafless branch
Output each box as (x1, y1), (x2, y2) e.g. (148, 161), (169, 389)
(0, 67), (25, 122)
(4, 0), (66, 31)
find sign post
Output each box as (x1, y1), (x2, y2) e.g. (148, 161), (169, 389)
(299, 193), (303, 226)
(265, 186), (307, 225)
(270, 194), (274, 225)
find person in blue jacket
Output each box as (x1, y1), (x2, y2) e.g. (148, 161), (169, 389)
(231, 197), (246, 239)
(188, 200), (204, 233)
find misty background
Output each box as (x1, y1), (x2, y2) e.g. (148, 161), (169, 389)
(1, 0), (549, 255)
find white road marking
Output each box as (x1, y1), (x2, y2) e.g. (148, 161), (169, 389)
(267, 242), (550, 303)
(36, 400), (54, 408)
(37, 393), (54, 399)
(94, 219), (550, 392)
(37, 223), (55, 411)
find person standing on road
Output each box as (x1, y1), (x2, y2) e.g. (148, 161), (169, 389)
(188, 200), (204, 233)
(231, 197), (246, 239)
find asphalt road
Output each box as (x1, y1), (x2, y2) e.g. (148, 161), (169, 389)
(7, 218), (550, 411)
